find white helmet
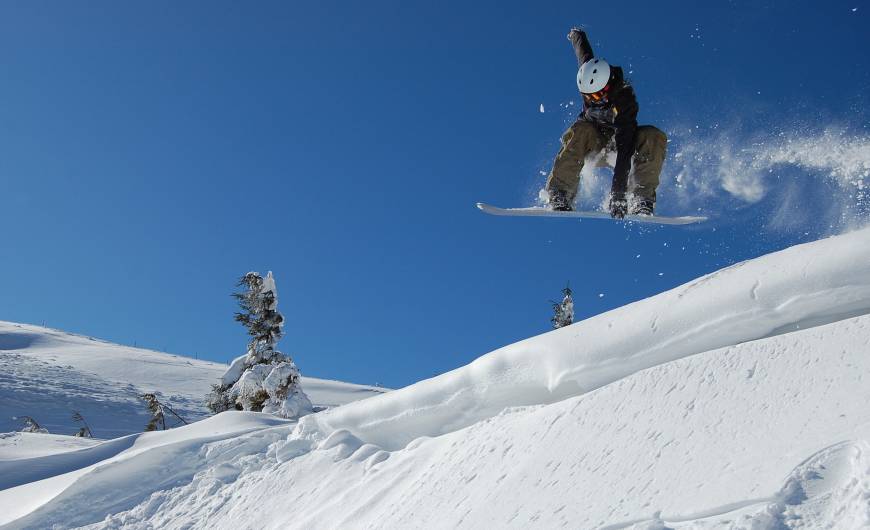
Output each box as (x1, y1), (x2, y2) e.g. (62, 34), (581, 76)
(577, 58), (610, 94)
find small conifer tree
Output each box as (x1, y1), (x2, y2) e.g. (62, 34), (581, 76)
(205, 383), (235, 413)
(17, 416), (48, 434)
(142, 393), (188, 431)
(142, 393), (166, 431)
(72, 411), (93, 438)
(206, 271), (312, 418)
(551, 283), (574, 329)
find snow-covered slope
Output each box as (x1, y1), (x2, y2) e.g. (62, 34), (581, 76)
(0, 433), (99, 461)
(0, 322), (387, 438)
(307, 225), (870, 450)
(3, 227), (870, 529)
(58, 315), (864, 530)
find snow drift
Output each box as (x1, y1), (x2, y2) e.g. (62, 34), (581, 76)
(3, 227), (870, 529)
(305, 226), (870, 450)
(0, 413), (289, 526)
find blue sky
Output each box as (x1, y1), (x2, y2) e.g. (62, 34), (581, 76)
(1, 1), (868, 388)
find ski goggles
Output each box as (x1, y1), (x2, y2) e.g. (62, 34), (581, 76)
(583, 85), (610, 103)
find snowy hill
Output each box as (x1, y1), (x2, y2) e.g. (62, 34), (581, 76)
(0, 322), (387, 438)
(2, 227), (870, 529)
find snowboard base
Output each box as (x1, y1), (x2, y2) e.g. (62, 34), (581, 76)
(476, 203), (707, 225)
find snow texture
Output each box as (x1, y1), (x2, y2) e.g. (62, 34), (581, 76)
(3, 227), (870, 529)
(305, 226), (870, 451)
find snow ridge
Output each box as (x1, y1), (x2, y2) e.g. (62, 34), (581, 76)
(3, 227), (870, 529)
(304, 227), (870, 451)
(23, 312), (867, 530)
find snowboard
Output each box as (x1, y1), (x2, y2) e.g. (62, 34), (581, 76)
(476, 203), (707, 225)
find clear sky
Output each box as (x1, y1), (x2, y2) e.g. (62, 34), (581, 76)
(1, 1), (868, 388)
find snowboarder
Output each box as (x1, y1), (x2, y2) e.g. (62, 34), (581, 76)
(545, 28), (668, 218)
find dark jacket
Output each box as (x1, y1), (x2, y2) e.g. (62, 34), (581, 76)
(570, 31), (638, 196)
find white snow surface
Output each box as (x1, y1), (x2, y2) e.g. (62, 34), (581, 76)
(308, 225), (870, 450)
(3, 227), (870, 529)
(0, 433), (99, 461)
(0, 322), (387, 439)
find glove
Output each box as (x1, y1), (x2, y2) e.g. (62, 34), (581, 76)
(608, 192), (627, 219)
(584, 106), (616, 124)
(567, 27), (586, 42)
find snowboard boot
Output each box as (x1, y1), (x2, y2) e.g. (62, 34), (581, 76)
(630, 198), (655, 216)
(548, 189), (573, 212)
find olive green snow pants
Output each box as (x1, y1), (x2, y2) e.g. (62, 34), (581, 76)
(545, 121), (667, 203)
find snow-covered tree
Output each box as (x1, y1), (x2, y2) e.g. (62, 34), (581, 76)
(551, 283), (574, 329)
(206, 271), (312, 419)
(205, 384), (235, 413)
(142, 393), (188, 431)
(142, 393), (166, 431)
(17, 416), (48, 434)
(72, 411), (93, 438)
